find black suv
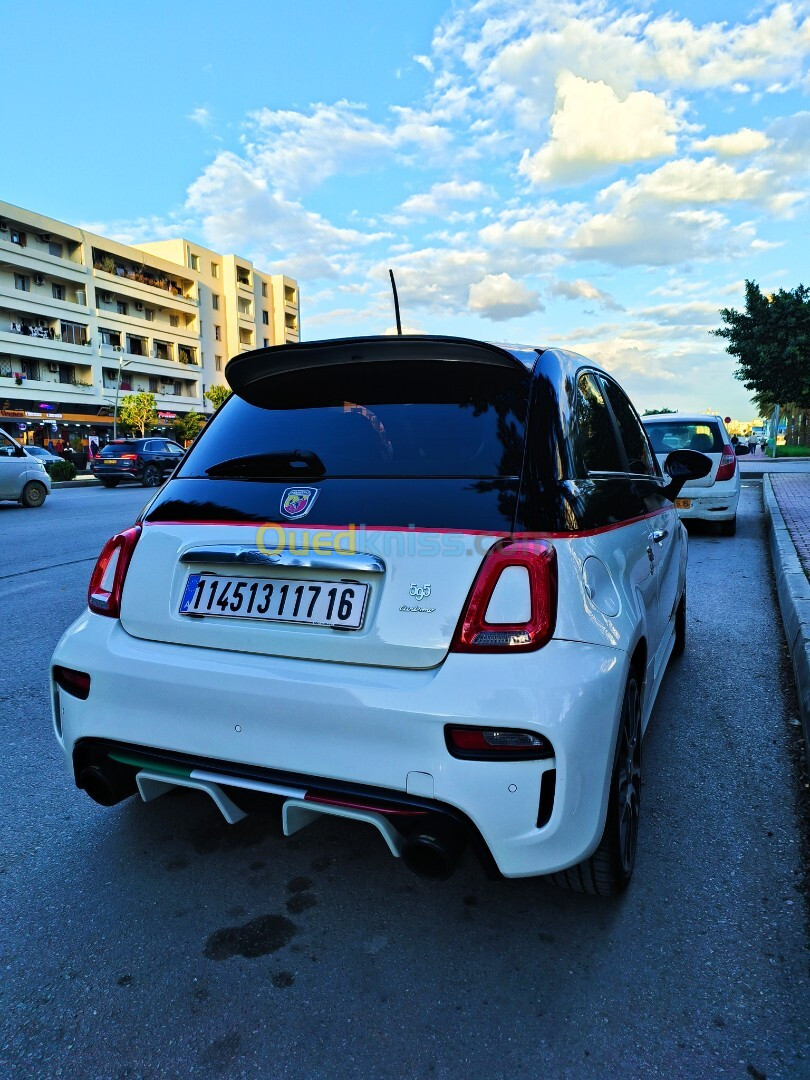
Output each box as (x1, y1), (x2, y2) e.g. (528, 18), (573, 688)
(91, 438), (186, 488)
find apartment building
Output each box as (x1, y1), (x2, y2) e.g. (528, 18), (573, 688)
(0, 199), (299, 446)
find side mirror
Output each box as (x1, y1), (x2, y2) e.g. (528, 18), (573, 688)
(662, 449), (712, 501)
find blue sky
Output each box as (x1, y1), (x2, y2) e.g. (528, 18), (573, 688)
(4, 0), (810, 418)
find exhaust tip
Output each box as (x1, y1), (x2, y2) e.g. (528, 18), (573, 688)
(78, 764), (136, 807)
(402, 818), (467, 881)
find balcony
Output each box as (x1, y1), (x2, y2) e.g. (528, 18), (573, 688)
(92, 250), (197, 306)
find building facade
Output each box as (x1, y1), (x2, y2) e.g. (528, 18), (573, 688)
(0, 199), (299, 448)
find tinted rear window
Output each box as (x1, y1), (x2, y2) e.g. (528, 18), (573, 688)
(99, 442), (140, 454)
(644, 421), (724, 455)
(179, 360), (529, 479)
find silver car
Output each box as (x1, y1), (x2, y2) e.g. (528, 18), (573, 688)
(0, 431), (51, 507)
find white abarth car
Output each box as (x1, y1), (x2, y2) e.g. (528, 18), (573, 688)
(642, 413), (740, 535)
(50, 336), (709, 895)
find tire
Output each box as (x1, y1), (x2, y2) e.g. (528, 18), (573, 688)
(20, 481), (47, 508)
(552, 672), (642, 896)
(719, 516), (736, 536)
(100, 479), (120, 488)
(142, 464), (161, 487)
(672, 590), (686, 657)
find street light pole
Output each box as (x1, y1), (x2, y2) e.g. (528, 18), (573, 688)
(113, 355), (132, 440)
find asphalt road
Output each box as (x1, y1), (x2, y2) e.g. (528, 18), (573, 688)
(1, 483), (808, 1079)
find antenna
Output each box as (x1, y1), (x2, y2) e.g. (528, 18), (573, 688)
(388, 269), (402, 335)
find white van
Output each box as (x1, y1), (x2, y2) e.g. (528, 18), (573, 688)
(0, 430), (51, 507)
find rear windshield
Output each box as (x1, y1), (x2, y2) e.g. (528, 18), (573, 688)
(644, 421), (724, 455)
(99, 442), (140, 454)
(178, 360), (529, 479)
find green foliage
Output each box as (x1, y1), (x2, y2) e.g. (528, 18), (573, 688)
(712, 280), (810, 409)
(174, 411), (203, 445)
(49, 460), (76, 482)
(205, 385), (231, 410)
(642, 407), (676, 415)
(118, 392), (158, 437)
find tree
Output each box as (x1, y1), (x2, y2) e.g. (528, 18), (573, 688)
(118, 392), (157, 437)
(712, 280), (810, 410)
(642, 407), (676, 415)
(205, 385), (231, 410)
(174, 411), (203, 445)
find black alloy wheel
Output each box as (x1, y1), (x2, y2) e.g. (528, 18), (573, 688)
(142, 464), (161, 487)
(552, 672), (642, 896)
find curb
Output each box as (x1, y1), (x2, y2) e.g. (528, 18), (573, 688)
(763, 475), (810, 772)
(51, 477), (99, 489)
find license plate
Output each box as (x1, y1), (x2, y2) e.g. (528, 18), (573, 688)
(103, 458), (115, 464)
(179, 573), (369, 630)
(675, 498), (691, 509)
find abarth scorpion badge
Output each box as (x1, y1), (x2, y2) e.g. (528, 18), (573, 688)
(280, 487), (320, 519)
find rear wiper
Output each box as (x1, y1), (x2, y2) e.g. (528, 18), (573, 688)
(205, 450), (326, 479)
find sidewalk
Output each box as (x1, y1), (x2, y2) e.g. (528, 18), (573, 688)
(763, 473), (810, 771)
(51, 471), (99, 489)
(739, 454), (810, 477)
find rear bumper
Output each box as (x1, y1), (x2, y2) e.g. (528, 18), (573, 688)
(676, 484), (740, 521)
(91, 467), (141, 479)
(51, 613), (628, 878)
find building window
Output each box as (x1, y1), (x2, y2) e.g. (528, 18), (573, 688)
(261, 282), (267, 298)
(22, 360), (41, 380)
(10, 229), (26, 247)
(212, 293), (220, 310)
(189, 252), (200, 271)
(60, 321), (87, 346)
(126, 334), (146, 356)
(0, 356), (13, 377)
(237, 269), (251, 286)
(238, 297), (252, 316)
(211, 262), (219, 278)
(215, 355), (223, 372)
(149, 377), (158, 392)
(145, 308), (154, 322)
(52, 283), (65, 301)
(58, 364), (75, 385)
(154, 340), (172, 361)
(214, 325), (221, 341)
(48, 241), (64, 258)
(169, 314), (179, 327)
(117, 301), (128, 316)
(100, 328), (122, 347)
(179, 345), (197, 365)
(239, 328), (253, 346)
(262, 310), (269, 325)
(173, 381), (182, 395)
(264, 338), (270, 348)
(14, 273), (29, 291)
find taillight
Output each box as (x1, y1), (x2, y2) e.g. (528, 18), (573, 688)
(120, 454), (138, 460)
(88, 525), (142, 618)
(715, 445), (736, 482)
(450, 538), (557, 652)
(445, 725), (553, 760)
(53, 665), (91, 700)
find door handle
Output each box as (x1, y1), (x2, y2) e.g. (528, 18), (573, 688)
(650, 529), (669, 544)
(646, 546), (655, 575)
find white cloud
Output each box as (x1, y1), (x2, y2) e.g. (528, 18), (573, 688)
(468, 273), (543, 321)
(691, 127), (771, 156)
(519, 72), (682, 184)
(396, 180), (494, 219)
(188, 107), (212, 127)
(547, 278), (624, 311)
(602, 158), (775, 205)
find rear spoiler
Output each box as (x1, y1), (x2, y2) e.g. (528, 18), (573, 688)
(226, 335), (537, 407)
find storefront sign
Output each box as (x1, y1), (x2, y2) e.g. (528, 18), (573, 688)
(158, 411), (178, 419)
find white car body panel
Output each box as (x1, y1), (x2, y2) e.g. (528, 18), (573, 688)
(0, 431), (51, 502)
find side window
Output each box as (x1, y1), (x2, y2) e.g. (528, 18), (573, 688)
(601, 378), (658, 476)
(576, 371), (624, 474)
(143, 441), (159, 453)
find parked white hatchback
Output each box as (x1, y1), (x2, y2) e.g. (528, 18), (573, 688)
(51, 336), (710, 895)
(0, 430), (51, 507)
(642, 413), (740, 535)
